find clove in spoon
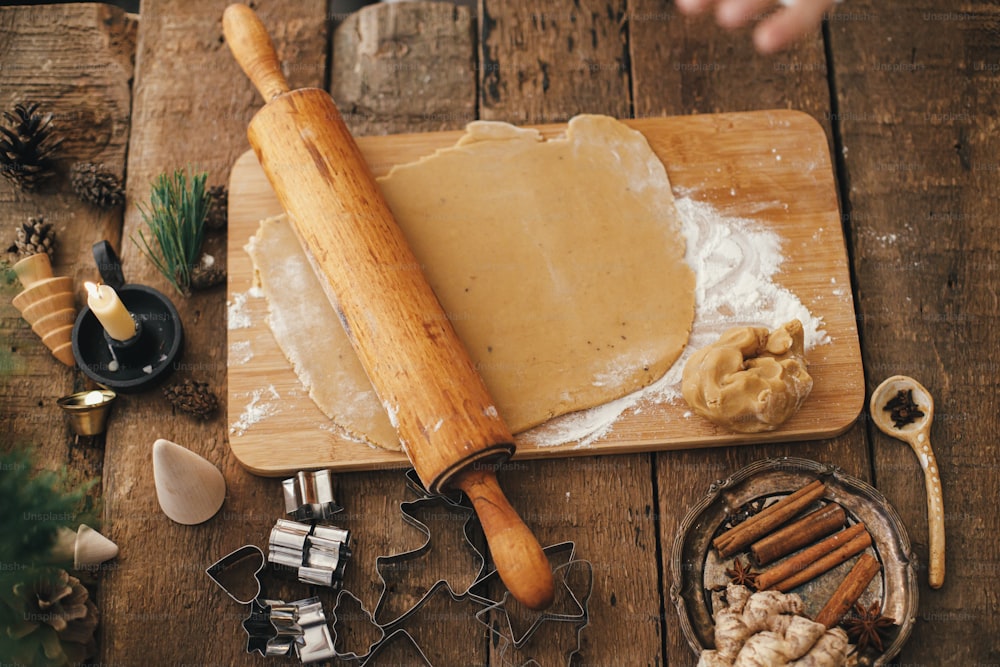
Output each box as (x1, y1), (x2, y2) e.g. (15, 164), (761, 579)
(870, 375), (945, 589)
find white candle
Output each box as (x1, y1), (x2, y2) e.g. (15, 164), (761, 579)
(85, 282), (137, 341)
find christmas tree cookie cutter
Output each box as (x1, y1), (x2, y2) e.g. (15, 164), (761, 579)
(323, 469), (593, 665)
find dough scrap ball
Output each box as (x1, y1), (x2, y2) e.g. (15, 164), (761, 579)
(682, 320), (813, 433)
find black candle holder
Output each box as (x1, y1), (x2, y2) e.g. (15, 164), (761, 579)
(72, 241), (184, 393)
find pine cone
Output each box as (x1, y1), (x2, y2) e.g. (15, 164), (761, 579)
(205, 184), (228, 230)
(164, 379), (219, 419)
(10, 569), (99, 660)
(70, 162), (125, 208)
(190, 253), (226, 291)
(13, 216), (56, 260)
(0, 101), (63, 191)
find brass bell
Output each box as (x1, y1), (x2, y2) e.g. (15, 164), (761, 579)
(57, 389), (117, 436)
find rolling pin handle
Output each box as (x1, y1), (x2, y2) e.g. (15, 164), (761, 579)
(222, 4), (290, 102)
(454, 468), (555, 610)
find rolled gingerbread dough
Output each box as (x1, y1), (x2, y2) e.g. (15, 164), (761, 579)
(248, 114), (695, 450)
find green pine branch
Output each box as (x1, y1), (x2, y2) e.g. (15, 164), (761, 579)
(133, 168), (210, 296)
(0, 447), (98, 665)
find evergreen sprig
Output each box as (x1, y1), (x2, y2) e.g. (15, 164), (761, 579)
(133, 168), (210, 296)
(0, 447), (97, 666)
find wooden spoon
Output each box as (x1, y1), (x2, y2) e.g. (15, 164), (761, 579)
(869, 375), (945, 588)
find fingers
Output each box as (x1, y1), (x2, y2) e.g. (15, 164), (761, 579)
(674, 0), (716, 15)
(714, 0), (779, 29)
(753, 0), (835, 53)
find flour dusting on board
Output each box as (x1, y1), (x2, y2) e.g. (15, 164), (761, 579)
(230, 385), (280, 435)
(228, 291), (252, 330)
(230, 340), (253, 365)
(522, 196), (829, 448)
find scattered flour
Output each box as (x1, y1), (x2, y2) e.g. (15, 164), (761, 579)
(228, 291), (252, 330)
(522, 196), (829, 448)
(230, 385), (281, 435)
(230, 340), (253, 365)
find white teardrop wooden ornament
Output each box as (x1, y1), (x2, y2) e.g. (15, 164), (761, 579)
(74, 524), (119, 569)
(152, 438), (226, 525)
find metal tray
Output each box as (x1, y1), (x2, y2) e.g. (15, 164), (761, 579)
(670, 457), (918, 665)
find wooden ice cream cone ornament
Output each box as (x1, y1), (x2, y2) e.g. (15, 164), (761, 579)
(12, 252), (53, 288)
(50, 524), (119, 569)
(152, 438), (226, 525)
(10, 269), (77, 367)
(73, 524), (119, 569)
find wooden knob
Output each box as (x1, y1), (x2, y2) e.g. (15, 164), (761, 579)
(454, 468), (555, 610)
(222, 4), (289, 102)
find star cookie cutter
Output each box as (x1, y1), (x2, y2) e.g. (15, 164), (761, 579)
(473, 542), (593, 649)
(242, 596), (336, 663)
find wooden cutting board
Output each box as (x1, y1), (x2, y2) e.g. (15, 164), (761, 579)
(227, 110), (864, 476)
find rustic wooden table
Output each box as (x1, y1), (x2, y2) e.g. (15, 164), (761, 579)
(2, 1), (998, 665)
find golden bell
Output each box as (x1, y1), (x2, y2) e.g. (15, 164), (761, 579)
(57, 389), (117, 436)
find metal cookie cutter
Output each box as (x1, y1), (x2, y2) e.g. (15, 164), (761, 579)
(328, 589), (384, 662)
(325, 471), (593, 666)
(476, 555), (594, 666)
(206, 544), (265, 605)
(473, 542), (592, 648)
(283, 469), (342, 522)
(268, 518), (351, 588)
(373, 486), (486, 625)
(242, 596), (336, 663)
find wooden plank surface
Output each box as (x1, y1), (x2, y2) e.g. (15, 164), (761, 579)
(625, 1), (874, 663)
(2, 1), (998, 665)
(830, 1), (1000, 662)
(0, 2), (135, 502)
(227, 111), (863, 474)
(97, 2), (329, 665)
(331, 1), (477, 135)
(325, 6), (493, 662)
(476, 3), (654, 665)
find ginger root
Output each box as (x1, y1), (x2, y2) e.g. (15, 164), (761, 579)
(682, 320), (813, 433)
(697, 585), (855, 667)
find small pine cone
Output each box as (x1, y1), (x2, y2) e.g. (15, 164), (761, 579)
(190, 253), (226, 291)
(164, 379), (219, 419)
(12, 569), (99, 657)
(14, 215), (56, 260)
(205, 185), (228, 230)
(0, 101), (63, 191)
(71, 162), (125, 208)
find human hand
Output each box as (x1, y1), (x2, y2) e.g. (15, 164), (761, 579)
(675, 0), (838, 54)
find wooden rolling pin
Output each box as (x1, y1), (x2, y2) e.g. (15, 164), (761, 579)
(222, 4), (554, 610)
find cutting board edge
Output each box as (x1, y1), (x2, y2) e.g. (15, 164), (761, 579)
(226, 110), (863, 474)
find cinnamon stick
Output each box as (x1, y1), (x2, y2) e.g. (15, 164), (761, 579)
(713, 480), (826, 558)
(815, 553), (882, 628)
(750, 503), (846, 565)
(756, 522), (870, 591)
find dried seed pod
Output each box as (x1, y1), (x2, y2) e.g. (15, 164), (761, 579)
(163, 379), (219, 419)
(0, 101), (63, 191)
(13, 215), (56, 260)
(190, 254), (226, 291)
(70, 162), (125, 208)
(205, 184), (228, 230)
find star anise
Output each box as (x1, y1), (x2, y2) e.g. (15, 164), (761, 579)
(842, 601), (895, 653)
(724, 557), (758, 589)
(884, 389), (924, 428)
(722, 498), (767, 532)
